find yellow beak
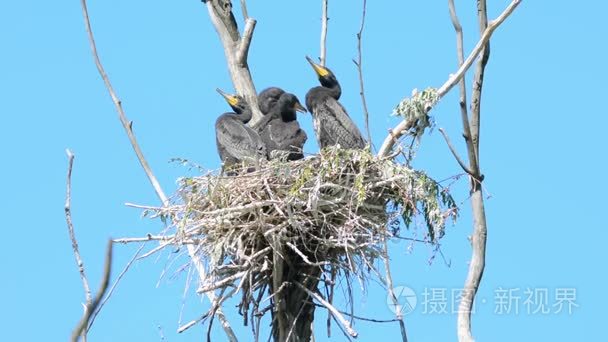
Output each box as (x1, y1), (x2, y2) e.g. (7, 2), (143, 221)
(305, 56), (329, 77)
(216, 88), (239, 107)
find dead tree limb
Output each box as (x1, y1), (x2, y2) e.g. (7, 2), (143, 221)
(79, 1), (237, 340)
(377, 0), (521, 158)
(79, 1), (168, 206)
(65, 150), (92, 306)
(456, 0), (494, 340)
(203, 0), (262, 125)
(320, 0), (328, 66)
(448, 0), (479, 174)
(87, 243), (147, 331)
(438, 128), (476, 177)
(383, 240), (408, 342)
(295, 282), (358, 338)
(71, 240), (113, 342)
(65, 149), (92, 342)
(353, 0), (372, 145)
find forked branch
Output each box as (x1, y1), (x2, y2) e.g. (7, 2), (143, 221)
(71, 240), (113, 342)
(377, 0), (521, 157)
(204, 0), (262, 124)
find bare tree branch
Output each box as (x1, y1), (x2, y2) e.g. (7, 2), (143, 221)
(236, 18), (257, 66)
(382, 240), (408, 342)
(448, 0), (479, 174)
(79, 0), (168, 206)
(353, 0), (372, 146)
(239, 0), (249, 20)
(87, 243), (147, 331)
(71, 240), (113, 342)
(470, 0), (490, 166)
(457, 0), (494, 340)
(65, 150), (92, 306)
(79, 1), (237, 340)
(438, 128), (476, 177)
(377, 0), (521, 158)
(294, 282), (358, 338)
(320, 0), (328, 66)
(65, 149), (92, 342)
(204, 0), (262, 125)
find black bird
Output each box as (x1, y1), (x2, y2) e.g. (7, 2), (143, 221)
(258, 87), (286, 116)
(258, 92), (308, 160)
(305, 56), (366, 149)
(215, 88), (267, 172)
(254, 87), (286, 132)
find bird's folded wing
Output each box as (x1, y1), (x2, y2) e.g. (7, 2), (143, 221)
(315, 98), (366, 148)
(217, 119), (262, 160)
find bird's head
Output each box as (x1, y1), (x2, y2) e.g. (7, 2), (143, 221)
(216, 88), (248, 114)
(281, 93), (307, 113)
(306, 56), (338, 88)
(277, 93), (307, 120)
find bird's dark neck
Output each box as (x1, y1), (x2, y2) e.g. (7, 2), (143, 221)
(276, 98), (297, 122)
(236, 107), (253, 124)
(320, 80), (341, 99)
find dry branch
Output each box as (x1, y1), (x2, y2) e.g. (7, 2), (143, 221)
(456, 0), (497, 340)
(203, 0), (262, 124)
(79, 0), (237, 339)
(354, 0), (372, 145)
(320, 0), (328, 66)
(71, 240), (113, 342)
(438, 128), (475, 177)
(295, 282), (357, 338)
(447, 0), (479, 175)
(65, 150), (92, 306)
(383, 240), (408, 342)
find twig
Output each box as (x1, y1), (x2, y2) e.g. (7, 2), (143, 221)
(65, 150), (92, 305)
(71, 240), (113, 342)
(320, 0), (328, 66)
(313, 303), (400, 323)
(79, 1), (237, 340)
(65, 150), (92, 342)
(113, 235), (176, 244)
(198, 271), (247, 293)
(295, 282), (358, 338)
(377, 0), (521, 157)
(353, 0), (373, 147)
(87, 243), (147, 331)
(382, 240), (408, 342)
(438, 128), (476, 177)
(79, 0), (168, 206)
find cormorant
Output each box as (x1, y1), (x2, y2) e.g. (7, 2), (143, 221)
(254, 87), (286, 132)
(258, 87), (285, 115)
(215, 88), (267, 172)
(258, 92), (308, 160)
(304, 56), (366, 149)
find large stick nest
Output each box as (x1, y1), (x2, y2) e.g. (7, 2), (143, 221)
(151, 147), (457, 329)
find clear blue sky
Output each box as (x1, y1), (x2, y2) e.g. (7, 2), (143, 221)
(1, 1), (605, 341)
